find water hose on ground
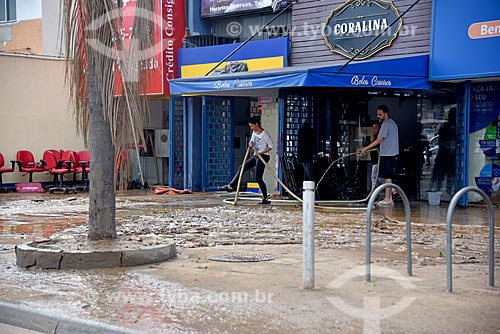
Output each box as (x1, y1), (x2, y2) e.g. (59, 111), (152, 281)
(223, 147), (303, 206)
(254, 150), (303, 202)
(313, 149), (380, 204)
(224, 147), (378, 210)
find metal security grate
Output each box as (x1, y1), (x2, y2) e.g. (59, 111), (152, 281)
(172, 97), (184, 188)
(283, 94), (315, 156)
(207, 254), (275, 262)
(202, 97), (233, 191)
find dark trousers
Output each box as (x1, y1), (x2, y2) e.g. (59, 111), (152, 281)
(230, 154), (270, 199)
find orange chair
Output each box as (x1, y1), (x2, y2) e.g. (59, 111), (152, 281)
(15, 150), (45, 182)
(0, 153), (15, 192)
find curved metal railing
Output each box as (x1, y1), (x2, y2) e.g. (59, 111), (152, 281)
(365, 183), (412, 281)
(446, 186), (495, 292)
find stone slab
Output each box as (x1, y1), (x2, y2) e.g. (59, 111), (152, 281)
(16, 241), (177, 269)
(15, 244), (38, 268)
(35, 248), (63, 269)
(60, 250), (122, 269)
(122, 243), (176, 266)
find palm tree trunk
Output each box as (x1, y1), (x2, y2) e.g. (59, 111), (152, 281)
(63, 0), (154, 239)
(87, 64), (117, 240)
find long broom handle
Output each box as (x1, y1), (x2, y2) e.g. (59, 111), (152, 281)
(233, 145), (252, 205)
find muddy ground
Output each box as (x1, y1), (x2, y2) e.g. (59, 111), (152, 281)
(0, 191), (499, 333)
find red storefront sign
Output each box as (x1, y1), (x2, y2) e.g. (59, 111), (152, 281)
(111, 0), (184, 95)
(113, 0), (164, 95)
(163, 0), (185, 95)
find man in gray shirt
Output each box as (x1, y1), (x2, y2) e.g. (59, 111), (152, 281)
(360, 105), (399, 206)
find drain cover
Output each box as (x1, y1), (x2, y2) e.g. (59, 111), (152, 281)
(207, 253), (274, 262)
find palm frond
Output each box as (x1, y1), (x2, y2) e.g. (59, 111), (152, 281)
(62, 0), (156, 189)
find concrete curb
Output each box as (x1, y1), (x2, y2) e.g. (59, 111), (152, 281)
(0, 301), (139, 334)
(15, 241), (176, 269)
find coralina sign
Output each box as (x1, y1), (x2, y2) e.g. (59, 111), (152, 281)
(322, 0), (402, 60)
(163, 0), (185, 95)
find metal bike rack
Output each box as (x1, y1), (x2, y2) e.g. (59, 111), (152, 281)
(446, 186), (495, 292)
(366, 183), (412, 281)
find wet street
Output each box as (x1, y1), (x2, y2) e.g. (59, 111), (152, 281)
(0, 190), (499, 333)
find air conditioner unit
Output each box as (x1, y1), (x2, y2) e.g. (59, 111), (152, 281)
(154, 129), (169, 157)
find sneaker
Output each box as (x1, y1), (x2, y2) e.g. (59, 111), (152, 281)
(259, 199), (271, 205)
(218, 185), (234, 192)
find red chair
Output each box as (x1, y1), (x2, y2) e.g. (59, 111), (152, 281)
(0, 153), (15, 192)
(48, 150), (78, 194)
(41, 150), (61, 189)
(76, 150), (90, 191)
(15, 150), (45, 182)
(45, 149), (62, 161)
(77, 150), (90, 163)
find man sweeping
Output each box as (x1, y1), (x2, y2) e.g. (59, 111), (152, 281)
(218, 116), (274, 204)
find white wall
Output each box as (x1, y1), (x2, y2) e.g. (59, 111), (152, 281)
(0, 54), (84, 185)
(42, 0), (64, 56)
(18, 0), (42, 20)
(260, 100), (279, 194)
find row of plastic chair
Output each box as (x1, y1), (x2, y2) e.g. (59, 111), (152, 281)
(42, 149), (90, 193)
(0, 149), (90, 193)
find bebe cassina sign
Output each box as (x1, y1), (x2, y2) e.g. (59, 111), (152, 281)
(322, 0), (402, 60)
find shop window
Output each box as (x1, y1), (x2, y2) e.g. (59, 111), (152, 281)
(0, 0), (16, 23)
(418, 98), (457, 201)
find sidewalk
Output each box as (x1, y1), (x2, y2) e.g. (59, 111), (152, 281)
(0, 191), (498, 333)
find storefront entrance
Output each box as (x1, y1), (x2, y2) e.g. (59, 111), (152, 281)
(281, 87), (458, 201)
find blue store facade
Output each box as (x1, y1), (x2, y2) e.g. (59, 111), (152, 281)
(430, 0), (500, 205)
(168, 0), (498, 205)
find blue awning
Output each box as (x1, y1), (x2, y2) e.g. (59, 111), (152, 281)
(169, 54), (432, 95)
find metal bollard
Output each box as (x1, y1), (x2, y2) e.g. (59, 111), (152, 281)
(366, 183), (412, 281)
(303, 181), (315, 289)
(446, 186), (495, 292)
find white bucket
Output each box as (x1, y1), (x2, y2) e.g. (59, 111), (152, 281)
(427, 191), (442, 206)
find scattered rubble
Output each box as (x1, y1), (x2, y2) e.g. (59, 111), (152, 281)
(0, 193), (498, 267)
